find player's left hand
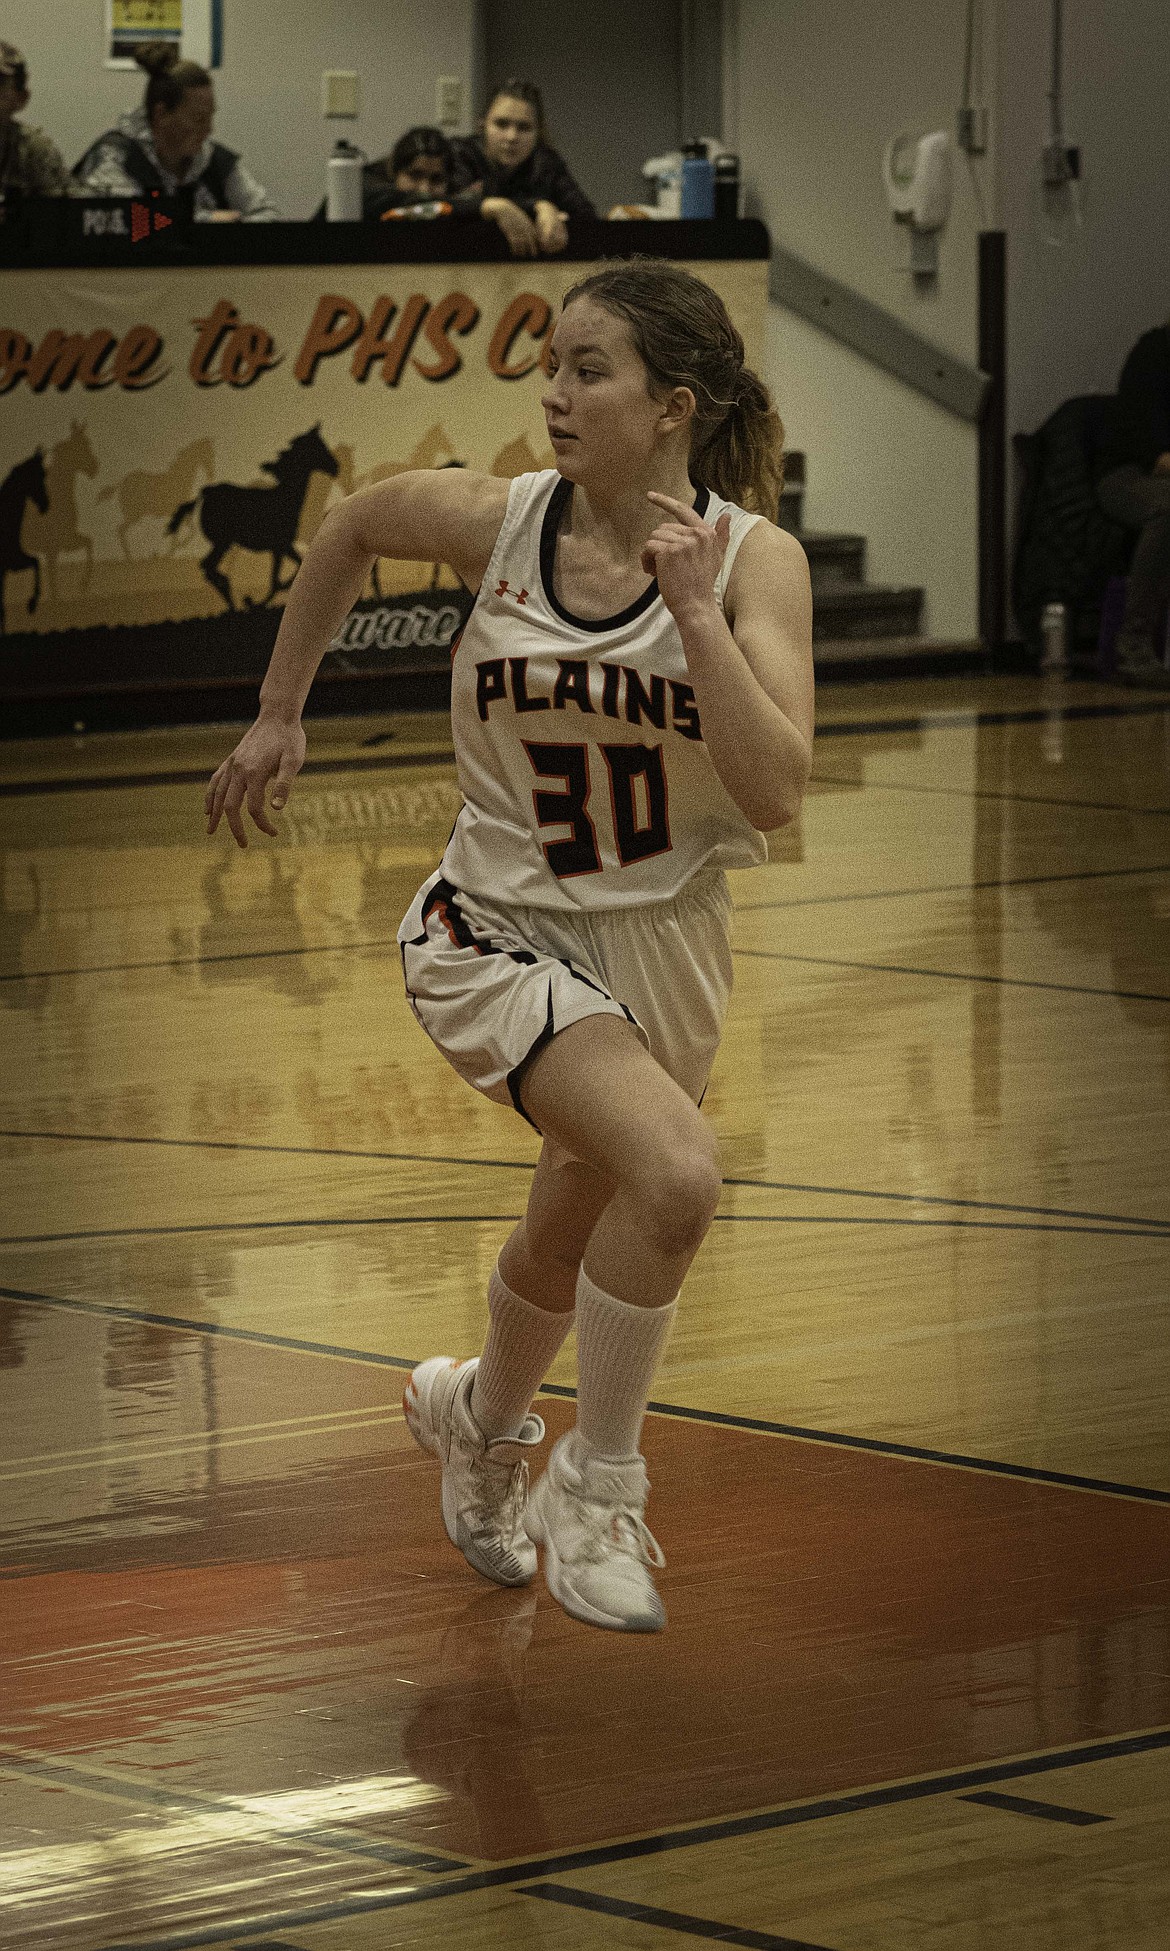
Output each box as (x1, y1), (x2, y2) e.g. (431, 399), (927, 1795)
(643, 492), (731, 624)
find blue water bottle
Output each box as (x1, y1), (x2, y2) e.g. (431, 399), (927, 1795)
(680, 141), (715, 219)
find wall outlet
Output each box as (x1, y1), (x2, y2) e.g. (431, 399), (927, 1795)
(323, 71), (360, 119)
(435, 75), (463, 129)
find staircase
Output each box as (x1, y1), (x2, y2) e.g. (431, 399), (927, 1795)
(780, 452), (983, 676)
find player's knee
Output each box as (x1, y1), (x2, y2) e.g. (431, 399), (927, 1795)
(638, 1137), (721, 1258)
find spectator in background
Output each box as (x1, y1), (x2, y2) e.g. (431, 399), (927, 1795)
(0, 41), (76, 197)
(74, 43), (276, 220)
(363, 125), (456, 220)
(1095, 319), (1170, 689)
(450, 77), (595, 257)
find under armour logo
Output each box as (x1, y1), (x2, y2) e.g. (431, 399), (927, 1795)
(494, 580), (529, 605)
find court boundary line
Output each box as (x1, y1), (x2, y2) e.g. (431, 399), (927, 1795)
(5, 860), (1170, 988)
(84, 1725), (1170, 1951)
(5, 1126), (1167, 1233)
(4, 1284), (1169, 1507)
(4, 1207), (1166, 1247)
(518, 1883), (837, 1949)
(4, 691), (1170, 802)
(735, 858), (1170, 913)
(809, 771), (1170, 820)
(731, 944), (1170, 1006)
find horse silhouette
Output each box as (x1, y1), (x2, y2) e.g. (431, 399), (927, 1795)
(168, 425), (339, 610)
(0, 451), (49, 633)
(22, 421), (97, 603)
(99, 436), (215, 559)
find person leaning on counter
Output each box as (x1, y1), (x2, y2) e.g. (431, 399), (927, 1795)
(448, 77), (595, 257)
(74, 41), (276, 220)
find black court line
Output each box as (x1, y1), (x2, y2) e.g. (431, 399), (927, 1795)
(5, 1207), (1166, 1249)
(810, 771), (1170, 820)
(0, 1750), (462, 1874)
(814, 698), (1170, 738)
(736, 858), (1170, 913)
(6, 1284), (1170, 1508)
(732, 943), (1170, 1006)
(0, 745), (455, 798)
(88, 1727), (1170, 1951)
(521, 1884), (837, 1950)
(6, 1128), (1168, 1235)
(0, 934), (399, 986)
(5, 862), (1168, 990)
(6, 693), (1170, 804)
(958, 1789), (1110, 1826)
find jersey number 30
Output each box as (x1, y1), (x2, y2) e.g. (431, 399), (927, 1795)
(523, 741), (671, 878)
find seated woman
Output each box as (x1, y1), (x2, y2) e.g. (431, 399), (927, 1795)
(74, 43), (276, 220)
(362, 125), (456, 220)
(449, 77), (595, 257)
(1096, 319), (1170, 689)
(0, 41), (77, 197)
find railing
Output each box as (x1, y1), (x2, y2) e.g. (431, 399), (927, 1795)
(769, 242), (989, 422)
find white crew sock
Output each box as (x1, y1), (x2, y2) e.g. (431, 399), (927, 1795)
(469, 1264), (575, 1440)
(574, 1266), (677, 1462)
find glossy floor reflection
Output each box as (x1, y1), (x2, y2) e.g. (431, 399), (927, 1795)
(2, 675), (1170, 1949)
(2, 1292), (1169, 1951)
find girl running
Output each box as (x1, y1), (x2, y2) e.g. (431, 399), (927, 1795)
(206, 260), (814, 1632)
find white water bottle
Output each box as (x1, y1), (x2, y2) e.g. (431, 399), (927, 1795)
(327, 139), (363, 221)
(1040, 600), (1069, 674)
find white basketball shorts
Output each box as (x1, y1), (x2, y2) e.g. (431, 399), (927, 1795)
(397, 867), (734, 1128)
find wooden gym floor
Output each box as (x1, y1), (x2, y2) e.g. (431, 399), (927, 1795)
(1, 668), (1168, 1950)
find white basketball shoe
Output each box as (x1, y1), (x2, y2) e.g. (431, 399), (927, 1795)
(525, 1432), (666, 1632)
(404, 1357), (544, 1587)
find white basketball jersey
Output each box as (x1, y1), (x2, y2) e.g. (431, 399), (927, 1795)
(440, 468), (767, 911)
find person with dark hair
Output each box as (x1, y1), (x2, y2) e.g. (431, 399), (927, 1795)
(205, 261), (812, 1634)
(1095, 321), (1170, 688)
(74, 43), (276, 220)
(0, 41), (75, 197)
(362, 125), (457, 220)
(449, 77), (595, 256)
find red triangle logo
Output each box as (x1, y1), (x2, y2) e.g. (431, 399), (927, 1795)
(154, 210), (172, 231)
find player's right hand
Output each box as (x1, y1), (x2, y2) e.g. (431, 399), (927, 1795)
(205, 713), (306, 848)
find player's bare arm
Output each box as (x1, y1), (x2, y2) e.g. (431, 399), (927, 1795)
(643, 493), (814, 832)
(205, 469), (510, 848)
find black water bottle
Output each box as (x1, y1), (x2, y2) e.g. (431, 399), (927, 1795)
(714, 152), (740, 222)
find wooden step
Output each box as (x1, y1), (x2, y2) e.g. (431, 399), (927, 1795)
(814, 635), (985, 679)
(803, 532), (866, 586)
(812, 584), (923, 640)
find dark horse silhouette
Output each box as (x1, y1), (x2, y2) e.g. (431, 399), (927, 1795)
(168, 424), (339, 610)
(0, 451), (49, 634)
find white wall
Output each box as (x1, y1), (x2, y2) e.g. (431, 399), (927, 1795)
(6, 0), (478, 219)
(995, 0), (1170, 441)
(733, 0), (990, 639)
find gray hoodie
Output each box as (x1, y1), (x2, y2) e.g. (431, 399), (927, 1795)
(74, 105), (277, 220)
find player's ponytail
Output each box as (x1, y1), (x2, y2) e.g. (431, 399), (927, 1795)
(561, 260), (785, 520)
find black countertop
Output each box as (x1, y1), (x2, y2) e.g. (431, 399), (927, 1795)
(0, 203), (768, 272)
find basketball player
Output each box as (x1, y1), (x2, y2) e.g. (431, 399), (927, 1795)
(206, 262), (814, 1632)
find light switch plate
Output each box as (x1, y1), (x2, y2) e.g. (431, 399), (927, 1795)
(323, 71), (360, 119)
(435, 75), (463, 129)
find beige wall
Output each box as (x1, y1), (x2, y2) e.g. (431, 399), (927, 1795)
(733, 0), (988, 638)
(6, 0), (478, 219)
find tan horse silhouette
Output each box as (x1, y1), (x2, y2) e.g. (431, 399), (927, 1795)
(24, 421), (98, 600)
(303, 424), (462, 597)
(98, 437), (215, 559)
